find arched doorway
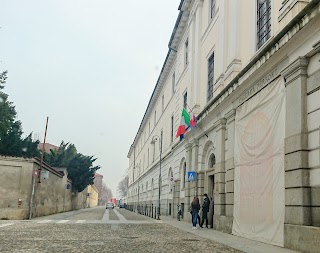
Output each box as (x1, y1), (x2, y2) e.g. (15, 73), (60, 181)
(207, 153), (216, 228)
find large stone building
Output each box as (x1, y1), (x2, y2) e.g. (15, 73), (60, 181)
(127, 0), (320, 252)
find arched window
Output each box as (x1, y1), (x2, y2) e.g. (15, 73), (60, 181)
(209, 153), (216, 168)
(168, 168), (173, 193)
(183, 162), (187, 188)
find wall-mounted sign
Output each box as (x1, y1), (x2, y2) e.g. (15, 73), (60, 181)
(188, 171), (197, 182)
(41, 170), (49, 180)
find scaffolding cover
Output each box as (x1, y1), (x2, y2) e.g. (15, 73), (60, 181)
(232, 77), (285, 246)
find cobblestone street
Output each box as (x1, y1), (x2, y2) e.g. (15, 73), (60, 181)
(0, 207), (242, 253)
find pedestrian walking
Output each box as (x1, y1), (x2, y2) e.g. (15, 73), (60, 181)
(190, 196), (200, 229)
(200, 193), (210, 228)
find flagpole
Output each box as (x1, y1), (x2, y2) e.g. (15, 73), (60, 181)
(185, 102), (193, 114)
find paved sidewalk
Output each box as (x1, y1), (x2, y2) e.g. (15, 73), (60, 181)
(159, 216), (299, 253)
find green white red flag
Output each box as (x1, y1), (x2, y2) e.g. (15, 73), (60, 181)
(176, 108), (191, 138)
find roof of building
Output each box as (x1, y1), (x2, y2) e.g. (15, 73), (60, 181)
(128, 0), (192, 157)
(94, 172), (103, 178)
(38, 143), (59, 153)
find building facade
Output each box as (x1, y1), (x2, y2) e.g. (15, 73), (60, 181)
(85, 185), (99, 208)
(127, 0), (320, 252)
(93, 173), (105, 205)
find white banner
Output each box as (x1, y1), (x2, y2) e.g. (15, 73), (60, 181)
(232, 77), (285, 246)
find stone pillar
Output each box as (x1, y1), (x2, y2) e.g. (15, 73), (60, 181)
(192, 139), (199, 197)
(225, 110), (236, 217)
(197, 172), (205, 196)
(214, 118), (227, 216)
(184, 143), (192, 218)
(281, 57), (311, 226)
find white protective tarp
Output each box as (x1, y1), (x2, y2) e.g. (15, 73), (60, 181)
(232, 77), (285, 246)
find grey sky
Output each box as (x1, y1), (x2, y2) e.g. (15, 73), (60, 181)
(0, 0), (180, 196)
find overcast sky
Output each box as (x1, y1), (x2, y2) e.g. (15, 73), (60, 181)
(0, 0), (181, 196)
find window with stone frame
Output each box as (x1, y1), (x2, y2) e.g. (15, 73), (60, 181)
(257, 0), (272, 49)
(169, 168), (173, 193)
(185, 39), (189, 66)
(183, 92), (188, 110)
(172, 72), (175, 95)
(209, 153), (216, 168)
(207, 53), (214, 101)
(162, 95), (164, 113)
(171, 115), (174, 143)
(211, 0), (216, 19)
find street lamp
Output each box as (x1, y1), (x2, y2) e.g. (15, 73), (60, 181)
(151, 132), (162, 220)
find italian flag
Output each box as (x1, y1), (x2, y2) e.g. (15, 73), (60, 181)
(176, 108), (191, 138)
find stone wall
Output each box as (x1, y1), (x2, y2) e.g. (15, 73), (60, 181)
(0, 157), (35, 219)
(0, 156), (93, 220)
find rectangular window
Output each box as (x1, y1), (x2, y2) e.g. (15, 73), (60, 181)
(185, 39), (189, 66)
(183, 92), (188, 110)
(172, 72), (175, 95)
(207, 53), (214, 101)
(171, 115), (174, 143)
(257, 0), (271, 49)
(211, 0), (216, 19)
(162, 95), (164, 113)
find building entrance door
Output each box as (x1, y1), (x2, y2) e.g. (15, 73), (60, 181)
(208, 175), (215, 228)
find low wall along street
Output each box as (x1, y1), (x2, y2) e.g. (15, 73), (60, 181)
(0, 156), (94, 220)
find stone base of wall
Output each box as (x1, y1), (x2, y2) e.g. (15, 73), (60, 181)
(285, 224), (320, 253)
(213, 215), (233, 233)
(0, 208), (28, 220)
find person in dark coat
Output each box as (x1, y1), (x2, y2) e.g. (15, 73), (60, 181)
(191, 197), (200, 229)
(200, 193), (210, 228)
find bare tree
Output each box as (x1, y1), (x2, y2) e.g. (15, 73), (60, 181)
(118, 175), (129, 197)
(99, 182), (113, 205)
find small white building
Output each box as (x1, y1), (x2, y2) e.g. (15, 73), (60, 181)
(127, 1), (320, 252)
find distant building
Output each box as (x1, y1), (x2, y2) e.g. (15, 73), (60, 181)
(86, 185), (99, 208)
(93, 173), (106, 206)
(38, 143), (59, 153)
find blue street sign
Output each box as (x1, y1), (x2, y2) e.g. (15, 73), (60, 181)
(187, 171), (197, 182)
